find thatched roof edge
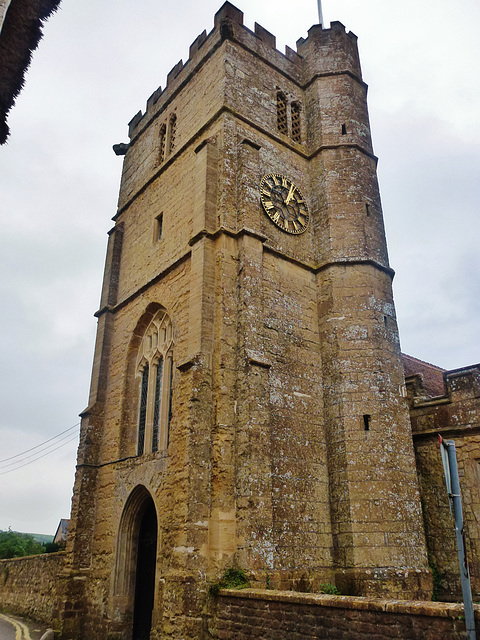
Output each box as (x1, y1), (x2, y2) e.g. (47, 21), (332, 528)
(0, 0), (62, 144)
(37, 0), (61, 21)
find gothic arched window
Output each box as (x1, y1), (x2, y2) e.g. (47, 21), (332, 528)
(135, 310), (174, 455)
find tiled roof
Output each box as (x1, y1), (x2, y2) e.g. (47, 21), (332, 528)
(53, 517), (69, 542)
(402, 353), (446, 397)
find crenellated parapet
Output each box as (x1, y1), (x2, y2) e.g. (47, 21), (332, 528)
(297, 21), (361, 81)
(406, 363), (480, 436)
(126, 1), (362, 142)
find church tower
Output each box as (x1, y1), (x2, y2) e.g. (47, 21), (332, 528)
(64, 4), (431, 638)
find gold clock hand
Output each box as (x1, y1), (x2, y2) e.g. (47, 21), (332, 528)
(285, 183), (295, 205)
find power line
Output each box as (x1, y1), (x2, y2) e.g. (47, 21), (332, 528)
(0, 433), (79, 476)
(0, 428), (80, 469)
(0, 422), (80, 464)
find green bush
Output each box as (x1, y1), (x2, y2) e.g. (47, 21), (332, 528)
(209, 567), (250, 596)
(319, 582), (340, 595)
(0, 529), (46, 559)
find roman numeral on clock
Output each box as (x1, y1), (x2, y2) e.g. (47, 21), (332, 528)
(259, 173), (309, 235)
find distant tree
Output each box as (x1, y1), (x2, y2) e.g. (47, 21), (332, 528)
(0, 528), (46, 559)
(44, 541), (64, 553)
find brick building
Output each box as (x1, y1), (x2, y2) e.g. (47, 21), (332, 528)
(53, 3), (480, 638)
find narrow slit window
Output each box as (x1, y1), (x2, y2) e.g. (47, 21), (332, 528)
(276, 91), (288, 135)
(137, 365), (149, 455)
(341, 123), (347, 135)
(366, 203), (370, 216)
(158, 123), (166, 164)
(155, 213), (163, 241)
(152, 359), (164, 452)
(291, 102), (301, 143)
(363, 414), (371, 431)
(168, 113), (177, 154)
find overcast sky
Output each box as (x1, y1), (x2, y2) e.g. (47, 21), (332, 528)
(0, 0), (479, 535)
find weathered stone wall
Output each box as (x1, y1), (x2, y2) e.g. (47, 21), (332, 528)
(0, 552), (65, 628)
(408, 364), (480, 600)
(210, 589), (480, 639)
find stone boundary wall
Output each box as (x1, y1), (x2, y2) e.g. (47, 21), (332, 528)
(210, 589), (480, 639)
(0, 552), (66, 627)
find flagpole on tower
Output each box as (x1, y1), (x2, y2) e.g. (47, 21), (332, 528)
(317, 0), (324, 27)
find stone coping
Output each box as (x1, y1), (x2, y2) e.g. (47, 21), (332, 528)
(0, 551), (65, 563)
(219, 588), (479, 618)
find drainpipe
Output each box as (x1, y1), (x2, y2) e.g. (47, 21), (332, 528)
(439, 436), (476, 640)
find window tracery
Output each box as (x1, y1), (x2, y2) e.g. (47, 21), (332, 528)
(135, 310), (174, 454)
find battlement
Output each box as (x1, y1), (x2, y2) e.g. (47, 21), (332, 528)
(406, 363), (480, 439)
(406, 363), (480, 408)
(127, 1), (361, 140)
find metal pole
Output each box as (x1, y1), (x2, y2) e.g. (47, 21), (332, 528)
(317, 0), (324, 26)
(445, 439), (476, 640)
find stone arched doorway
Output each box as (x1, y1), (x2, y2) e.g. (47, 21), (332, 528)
(113, 486), (158, 640)
(132, 499), (157, 639)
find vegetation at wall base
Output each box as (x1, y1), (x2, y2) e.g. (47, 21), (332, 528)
(319, 583), (340, 595)
(209, 567), (251, 596)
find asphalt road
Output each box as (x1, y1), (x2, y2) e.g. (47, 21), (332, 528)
(0, 613), (49, 640)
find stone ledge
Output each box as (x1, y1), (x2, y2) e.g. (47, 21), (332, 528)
(218, 588), (479, 618)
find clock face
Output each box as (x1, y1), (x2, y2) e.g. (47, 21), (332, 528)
(260, 173), (309, 235)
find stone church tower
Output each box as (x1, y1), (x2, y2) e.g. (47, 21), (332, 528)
(64, 3), (432, 638)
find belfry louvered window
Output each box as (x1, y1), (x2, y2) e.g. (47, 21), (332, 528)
(291, 102), (301, 143)
(276, 91), (288, 135)
(276, 90), (303, 143)
(136, 311), (174, 454)
(158, 123), (166, 163)
(168, 113), (177, 154)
